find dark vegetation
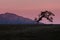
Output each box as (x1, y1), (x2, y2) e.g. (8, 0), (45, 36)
(0, 25), (60, 40)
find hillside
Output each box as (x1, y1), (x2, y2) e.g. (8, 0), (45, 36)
(0, 13), (43, 24)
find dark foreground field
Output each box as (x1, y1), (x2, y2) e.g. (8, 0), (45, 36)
(0, 24), (60, 40)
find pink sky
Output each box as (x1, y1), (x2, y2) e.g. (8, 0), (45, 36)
(0, 0), (60, 24)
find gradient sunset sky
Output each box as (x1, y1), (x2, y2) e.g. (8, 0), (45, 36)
(0, 0), (60, 24)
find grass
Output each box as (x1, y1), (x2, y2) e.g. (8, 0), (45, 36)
(0, 24), (60, 40)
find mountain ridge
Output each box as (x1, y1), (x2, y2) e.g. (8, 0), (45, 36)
(0, 12), (43, 24)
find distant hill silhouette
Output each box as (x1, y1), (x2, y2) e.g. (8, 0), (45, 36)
(0, 12), (43, 24)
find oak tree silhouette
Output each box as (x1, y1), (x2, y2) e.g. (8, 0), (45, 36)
(35, 10), (55, 23)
